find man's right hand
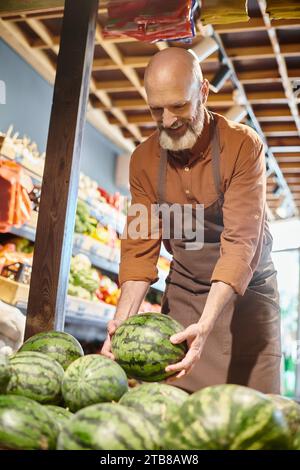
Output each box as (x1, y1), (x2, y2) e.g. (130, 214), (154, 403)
(101, 319), (122, 360)
(100, 279), (150, 360)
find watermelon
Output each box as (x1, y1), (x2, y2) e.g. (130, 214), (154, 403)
(7, 351), (64, 405)
(0, 394), (58, 450)
(62, 354), (128, 412)
(111, 313), (187, 381)
(120, 383), (188, 438)
(57, 403), (159, 450)
(44, 405), (73, 431)
(163, 384), (291, 450)
(19, 331), (83, 370)
(268, 394), (300, 449)
(0, 355), (10, 393)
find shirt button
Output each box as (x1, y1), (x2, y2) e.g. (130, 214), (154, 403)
(184, 167), (190, 172)
(185, 189), (190, 195)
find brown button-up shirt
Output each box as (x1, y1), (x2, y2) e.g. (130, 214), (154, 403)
(119, 108), (266, 296)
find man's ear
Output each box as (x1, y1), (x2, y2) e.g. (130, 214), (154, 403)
(201, 79), (210, 104)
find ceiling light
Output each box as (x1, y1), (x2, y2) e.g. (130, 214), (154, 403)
(275, 198), (294, 219)
(188, 36), (219, 63)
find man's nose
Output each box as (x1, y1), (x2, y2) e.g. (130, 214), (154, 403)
(162, 108), (177, 128)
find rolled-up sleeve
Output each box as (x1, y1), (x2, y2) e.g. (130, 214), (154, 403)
(118, 150), (162, 286)
(211, 136), (266, 295)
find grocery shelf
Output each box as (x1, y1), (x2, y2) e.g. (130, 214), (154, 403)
(8, 225), (169, 292)
(89, 204), (125, 235)
(10, 224), (36, 242)
(15, 296), (114, 342)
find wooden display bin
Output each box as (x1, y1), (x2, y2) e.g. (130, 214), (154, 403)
(0, 276), (29, 305)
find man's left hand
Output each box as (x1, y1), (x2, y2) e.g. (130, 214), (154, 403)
(165, 322), (211, 380)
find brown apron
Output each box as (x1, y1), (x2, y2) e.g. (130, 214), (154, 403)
(159, 113), (281, 394)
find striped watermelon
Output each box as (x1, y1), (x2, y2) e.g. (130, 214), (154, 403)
(44, 405), (73, 431)
(62, 354), (128, 412)
(111, 313), (187, 381)
(120, 383), (188, 438)
(0, 395), (58, 450)
(164, 384), (291, 450)
(269, 394), (300, 450)
(19, 331), (83, 370)
(0, 355), (10, 393)
(7, 351), (64, 405)
(57, 403), (159, 450)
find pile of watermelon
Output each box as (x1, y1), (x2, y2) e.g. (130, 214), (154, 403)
(0, 312), (300, 450)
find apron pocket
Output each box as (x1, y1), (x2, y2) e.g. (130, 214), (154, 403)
(222, 287), (281, 358)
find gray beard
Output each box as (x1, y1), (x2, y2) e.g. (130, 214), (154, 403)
(159, 105), (205, 152)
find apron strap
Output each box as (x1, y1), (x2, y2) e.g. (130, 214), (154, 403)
(157, 147), (168, 204)
(210, 112), (224, 203)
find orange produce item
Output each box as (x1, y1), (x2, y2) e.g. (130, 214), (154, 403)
(0, 159), (33, 232)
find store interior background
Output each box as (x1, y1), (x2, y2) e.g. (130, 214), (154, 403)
(1, 36), (299, 398)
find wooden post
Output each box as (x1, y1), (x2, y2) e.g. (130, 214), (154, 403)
(25, 0), (99, 338)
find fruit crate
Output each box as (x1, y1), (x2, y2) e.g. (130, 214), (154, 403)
(0, 276), (29, 305)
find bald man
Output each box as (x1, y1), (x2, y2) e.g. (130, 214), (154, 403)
(102, 48), (281, 393)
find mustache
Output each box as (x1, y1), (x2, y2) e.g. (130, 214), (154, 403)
(159, 121), (186, 131)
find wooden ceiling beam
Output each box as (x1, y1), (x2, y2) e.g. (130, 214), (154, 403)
(95, 80), (136, 92)
(0, 17), (134, 151)
(248, 91), (293, 104)
(287, 185), (300, 191)
(277, 158), (300, 165)
(108, 114), (153, 125)
(262, 123), (298, 137)
(207, 93), (235, 106)
(95, 25), (147, 104)
(2, 11), (63, 21)
(289, 69), (300, 79)
(92, 58), (119, 71)
(274, 153), (300, 160)
(285, 176), (300, 183)
(31, 35), (60, 49)
(27, 18), (59, 53)
(258, 0), (300, 139)
(268, 194), (300, 201)
(236, 69), (299, 86)
(112, 99), (148, 110)
(214, 17), (300, 33)
(213, 29), (298, 219)
(270, 146), (300, 153)
(255, 108), (292, 118)
(268, 138), (300, 147)
(258, 116), (295, 122)
(278, 162), (300, 172)
(271, 19), (300, 28)
(264, 131), (299, 137)
(227, 43), (300, 60)
(0, 1), (64, 16)
(27, 17), (141, 144)
(215, 18), (265, 33)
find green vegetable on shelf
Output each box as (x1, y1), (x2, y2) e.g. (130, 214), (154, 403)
(68, 254), (100, 298)
(68, 284), (92, 301)
(75, 200), (97, 235)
